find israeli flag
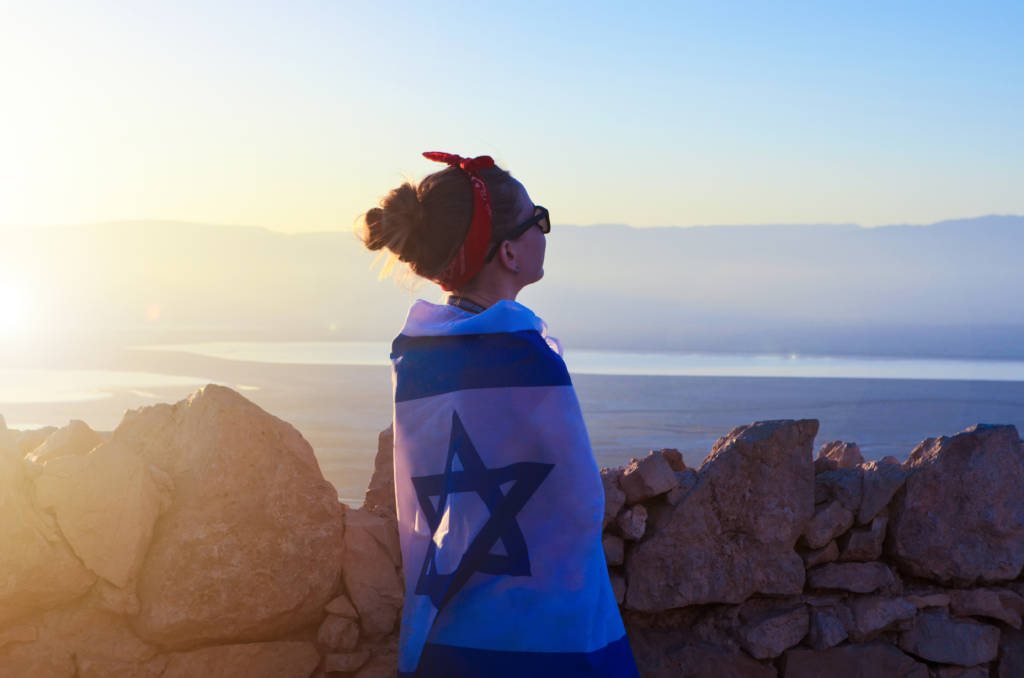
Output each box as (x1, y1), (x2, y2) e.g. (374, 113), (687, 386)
(390, 299), (638, 677)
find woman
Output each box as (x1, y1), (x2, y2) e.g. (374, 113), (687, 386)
(359, 152), (637, 677)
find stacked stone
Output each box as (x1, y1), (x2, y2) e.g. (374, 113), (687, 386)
(0, 386), (400, 678)
(606, 420), (1024, 678)
(6, 387), (1024, 677)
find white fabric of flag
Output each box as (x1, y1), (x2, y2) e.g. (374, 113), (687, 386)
(390, 299), (638, 677)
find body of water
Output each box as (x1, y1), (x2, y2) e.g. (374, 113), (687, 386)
(4, 342), (1024, 506)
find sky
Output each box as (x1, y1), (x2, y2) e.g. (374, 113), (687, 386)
(1, 0), (1022, 232)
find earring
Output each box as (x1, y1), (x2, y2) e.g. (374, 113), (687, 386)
(514, 266), (520, 274)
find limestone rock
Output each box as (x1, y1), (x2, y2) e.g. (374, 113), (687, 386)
(659, 448), (686, 471)
(738, 604), (809, 659)
(814, 467), (863, 511)
(807, 562), (896, 594)
(342, 507), (405, 638)
(627, 627), (776, 678)
(904, 591), (951, 609)
(14, 426), (58, 457)
(129, 385), (346, 647)
(999, 627), (1024, 678)
(815, 440), (864, 472)
(807, 609), (848, 650)
(800, 540), (839, 569)
(949, 588), (1023, 628)
(603, 534), (624, 566)
(600, 467), (626, 529)
(665, 469), (698, 505)
(803, 500), (855, 550)
(318, 614), (359, 651)
(782, 643), (927, 678)
(33, 441), (173, 588)
(0, 445), (96, 625)
(888, 424), (1024, 585)
(625, 419), (816, 611)
(325, 594), (358, 619)
(616, 505), (647, 541)
(848, 595), (916, 641)
(157, 641), (319, 678)
(27, 420), (105, 465)
(899, 610), (999, 666)
(0, 606), (157, 678)
(838, 512), (887, 561)
(858, 460), (908, 524)
(325, 649), (371, 673)
(364, 425), (395, 516)
(620, 451), (678, 504)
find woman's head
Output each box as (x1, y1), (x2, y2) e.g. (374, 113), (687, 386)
(358, 156), (544, 293)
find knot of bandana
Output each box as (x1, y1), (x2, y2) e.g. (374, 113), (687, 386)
(422, 151), (495, 291)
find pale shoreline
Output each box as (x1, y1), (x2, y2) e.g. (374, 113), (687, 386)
(4, 346), (1024, 506)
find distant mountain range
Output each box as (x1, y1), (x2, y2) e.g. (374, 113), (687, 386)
(7, 214), (1024, 360)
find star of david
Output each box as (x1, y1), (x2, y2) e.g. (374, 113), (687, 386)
(411, 410), (554, 611)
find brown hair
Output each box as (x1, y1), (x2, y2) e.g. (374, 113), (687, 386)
(358, 163), (527, 282)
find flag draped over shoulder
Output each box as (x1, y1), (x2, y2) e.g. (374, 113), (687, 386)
(390, 299), (638, 677)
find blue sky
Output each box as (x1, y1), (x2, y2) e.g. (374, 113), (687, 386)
(1, 0), (1021, 231)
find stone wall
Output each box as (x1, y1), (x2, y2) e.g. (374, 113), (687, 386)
(3, 385), (1024, 677)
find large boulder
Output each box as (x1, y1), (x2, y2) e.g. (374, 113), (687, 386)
(899, 609), (1000, 666)
(32, 439), (174, 589)
(126, 385), (346, 647)
(625, 419), (817, 611)
(0, 446), (96, 627)
(888, 425), (1024, 585)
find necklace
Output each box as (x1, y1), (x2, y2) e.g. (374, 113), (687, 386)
(446, 295), (488, 314)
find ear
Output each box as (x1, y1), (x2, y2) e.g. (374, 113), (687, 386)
(496, 240), (518, 272)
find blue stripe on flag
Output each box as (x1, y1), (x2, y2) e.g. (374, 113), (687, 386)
(399, 633), (639, 678)
(391, 330), (572, 402)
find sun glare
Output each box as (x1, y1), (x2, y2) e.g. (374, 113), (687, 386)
(0, 283), (31, 339)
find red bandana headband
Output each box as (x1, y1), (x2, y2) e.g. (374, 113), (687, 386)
(422, 151), (495, 291)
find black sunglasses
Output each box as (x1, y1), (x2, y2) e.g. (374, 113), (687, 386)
(484, 205), (550, 263)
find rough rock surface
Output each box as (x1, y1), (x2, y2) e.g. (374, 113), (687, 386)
(858, 460), (908, 524)
(949, 588), (1023, 628)
(619, 451), (678, 504)
(617, 505), (647, 541)
(800, 541), (839, 569)
(156, 641), (319, 678)
(899, 610), (1000, 666)
(815, 440), (864, 472)
(341, 508), (404, 638)
(625, 419), (816, 611)
(814, 468), (863, 512)
(999, 627), (1024, 678)
(0, 447), (96, 626)
(838, 512), (887, 562)
(848, 596), (916, 641)
(33, 440), (174, 588)
(129, 385), (347, 647)
(600, 467), (626, 529)
(803, 500), (855, 550)
(889, 424), (1024, 585)
(603, 534), (625, 566)
(806, 562), (896, 594)
(738, 604), (809, 659)
(782, 643), (928, 678)
(628, 627), (776, 678)
(806, 609), (847, 650)
(363, 425), (396, 516)
(26, 419), (106, 464)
